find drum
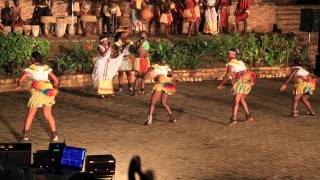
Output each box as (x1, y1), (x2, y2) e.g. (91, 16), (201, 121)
(80, 16), (97, 36)
(23, 25), (32, 36)
(13, 26), (23, 34)
(65, 16), (77, 36)
(41, 16), (56, 36)
(140, 5), (154, 22)
(73, 2), (80, 12)
(3, 26), (12, 35)
(31, 25), (40, 37)
(55, 18), (66, 37)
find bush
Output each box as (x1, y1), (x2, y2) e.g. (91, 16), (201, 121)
(150, 33), (304, 69)
(0, 33), (50, 74)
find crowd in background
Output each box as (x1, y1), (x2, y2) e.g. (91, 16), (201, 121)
(0, 0), (253, 37)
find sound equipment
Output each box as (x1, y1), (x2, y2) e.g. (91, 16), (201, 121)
(0, 143), (31, 169)
(85, 155), (116, 179)
(300, 9), (320, 32)
(60, 146), (86, 175)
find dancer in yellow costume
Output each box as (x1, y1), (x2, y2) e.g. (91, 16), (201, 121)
(17, 52), (59, 141)
(280, 59), (316, 118)
(143, 55), (176, 125)
(217, 49), (256, 125)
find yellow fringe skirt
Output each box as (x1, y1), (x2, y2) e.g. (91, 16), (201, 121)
(293, 78), (316, 95)
(28, 89), (56, 108)
(153, 75), (176, 95)
(231, 79), (252, 95)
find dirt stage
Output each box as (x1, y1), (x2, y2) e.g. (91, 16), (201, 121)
(0, 79), (320, 180)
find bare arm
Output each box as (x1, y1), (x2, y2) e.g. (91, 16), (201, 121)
(49, 72), (59, 88)
(280, 68), (297, 92)
(17, 72), (29, 87)
(142, 67), (155, 80)
(98, 46), (107, 56)
(217, 66), (231, 89)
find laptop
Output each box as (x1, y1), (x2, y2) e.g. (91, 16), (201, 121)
(59, 146), (86, 175)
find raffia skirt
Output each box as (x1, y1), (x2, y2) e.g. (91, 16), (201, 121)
(293, 78), (317, 95)
(153, 75), (176, 95)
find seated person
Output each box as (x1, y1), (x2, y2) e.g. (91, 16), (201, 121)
(1, 0), (12, 26)
(74, 0), (91, 34)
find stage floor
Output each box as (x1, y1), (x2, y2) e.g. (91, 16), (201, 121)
(0, 79), (320, 179)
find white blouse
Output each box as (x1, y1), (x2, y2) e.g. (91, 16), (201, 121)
(294, 66), (309, 77)
(24, 64), (52, 81)
(227, 59), (247, 73)
(152, 64), (172, 77)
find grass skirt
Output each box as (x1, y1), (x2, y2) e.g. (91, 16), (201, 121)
(153, 75), (176, 95)
(28, 82), (57, 108)
(293, 77), (317, 95)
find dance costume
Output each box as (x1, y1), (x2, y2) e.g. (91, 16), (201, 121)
(293, 66), (317, 95)
(135, 40), (151, 74)
(24, 64), (58, 108)
(227, 59), (256, 95)
(115, 39), (134, 71)
(152, 64), (176, 95)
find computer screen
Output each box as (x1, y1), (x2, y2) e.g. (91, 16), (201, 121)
(60, 146), (86, 169)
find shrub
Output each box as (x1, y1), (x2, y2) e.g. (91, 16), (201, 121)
(0, 33), (49, 74)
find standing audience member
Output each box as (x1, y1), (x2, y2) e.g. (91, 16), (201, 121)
(203, 0), (218, 35)
(159, 0), (173, 37)
(218, 0), (230, 33)
(1, 1), (12, 26)
(234, 0), (252, 33)
(10, 0), (23, 31)
(183, 0), (197, 37)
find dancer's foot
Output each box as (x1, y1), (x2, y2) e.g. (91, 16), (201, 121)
(129, 87), (134, 92)
(291, 111), (299, 118)
(306, 111), (315, 116)
(118, 88), (123, 92)
(139, 89), (145, 96)
(228, 116), (237, 126)
(100, 95), (105, 99)
(51, 132), (58, 142)
(168, 114), (176, 123)
(144, 116), (152, 126)
(245, 113), (254, 122)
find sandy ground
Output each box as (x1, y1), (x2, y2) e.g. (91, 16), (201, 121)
(0, 79), (320, 180)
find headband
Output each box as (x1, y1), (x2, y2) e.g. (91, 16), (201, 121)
(100, 37), (108, 42)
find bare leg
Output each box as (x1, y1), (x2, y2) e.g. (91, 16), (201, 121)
(140, 74), (146, 95)
(301, 95), (314, 114)
(240, 95), (253, 121)
(118, 71), (124, 91)
(161, 93), (176, 122)
(230, 94), (242, 125)
(292, 94), (302, 117)
(43, 105), (58, 141)
(187, 22), (195, 37)
(133, 72), (140, 95)
(145, 91), (162, 125)
(23, 107), (38, 140)
(244, 20), (247, 34)
(126, 71), (133, 91)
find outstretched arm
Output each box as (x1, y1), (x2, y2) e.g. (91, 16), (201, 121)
(217, 66), (231, 90)
(17, 72), (29, 87)
(280, 68), (297, 92)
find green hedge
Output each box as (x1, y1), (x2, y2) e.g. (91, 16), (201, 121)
(150, 33), (307, 69)
(0, 33), (50, 74)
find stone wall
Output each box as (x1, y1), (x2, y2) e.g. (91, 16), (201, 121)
(0, 67), (291, 92)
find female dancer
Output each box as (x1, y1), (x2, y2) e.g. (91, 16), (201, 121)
(143, 55), (176, 125)
(92, 35), (110, 98)
(133, 31), (151, 96)
(217, 49), (256, 125)
(17, 51), (59, 141)
(115, 30), (134, 92)
(280, 59), (316, 117)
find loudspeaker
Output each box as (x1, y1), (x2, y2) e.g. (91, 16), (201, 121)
(300, 9), (320, 32)
(85, 155), (115, 179)
(0, 143), (31, 169)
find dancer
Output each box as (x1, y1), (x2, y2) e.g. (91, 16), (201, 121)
(115, 30), (134, 92)
(133, 31), (151, 96)
(280, 59), (317, 117)
(143, 55), (176, 125)
(92, 36), (110, 98)
(217, 49), (256, 125)
(16, 52), (59, 141)
(93, 44), (125, 98)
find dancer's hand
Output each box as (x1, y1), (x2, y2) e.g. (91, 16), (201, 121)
(15, 86), (23, 91)
(217, 85), (224, 90)
(280, 84), (287, 92)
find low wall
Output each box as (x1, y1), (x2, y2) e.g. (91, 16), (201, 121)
(0, 67), (291, 92)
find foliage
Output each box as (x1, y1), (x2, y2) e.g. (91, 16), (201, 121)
(0, 33), (49, 74)
(150, 33), (303, 70)
(52, 41), (97, 75)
